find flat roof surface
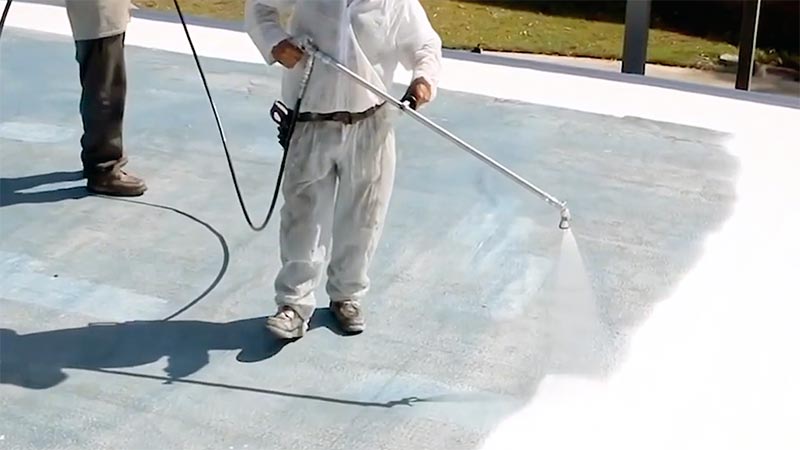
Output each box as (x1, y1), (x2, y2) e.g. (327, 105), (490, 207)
(1, 2), (799, 449)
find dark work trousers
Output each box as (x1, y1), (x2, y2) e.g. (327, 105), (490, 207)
(74, 32), (127, 174)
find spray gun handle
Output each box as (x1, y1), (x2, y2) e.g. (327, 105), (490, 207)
(401, 93), (418, 111)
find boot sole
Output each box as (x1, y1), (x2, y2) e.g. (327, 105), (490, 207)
(265, 321), (307, 340)
(340, 323), (365, 334)
(87, 185), (147, 197)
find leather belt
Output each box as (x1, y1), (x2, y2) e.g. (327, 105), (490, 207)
(296, 103), (384, 125)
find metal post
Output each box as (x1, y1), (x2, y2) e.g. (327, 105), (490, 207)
(622, 0), (652, 75)
(735, 0), (762, 90)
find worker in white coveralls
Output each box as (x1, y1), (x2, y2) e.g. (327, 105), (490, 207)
(64, 0), (147, 196)
(245, 0), (442, 339)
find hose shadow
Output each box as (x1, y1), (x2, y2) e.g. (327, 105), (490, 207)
(84, 368), (431, 409)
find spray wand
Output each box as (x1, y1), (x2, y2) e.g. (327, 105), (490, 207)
(299, 40), (571, 230)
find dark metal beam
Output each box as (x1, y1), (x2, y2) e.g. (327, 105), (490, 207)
(736, 0), (762, 90)
(622, 0), (652, 75)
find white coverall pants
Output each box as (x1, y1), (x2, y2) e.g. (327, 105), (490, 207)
(275, 106), (397, 320)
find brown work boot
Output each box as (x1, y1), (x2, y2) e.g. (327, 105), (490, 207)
(330, 299), (365, 334)
(85, 160), (147, 196)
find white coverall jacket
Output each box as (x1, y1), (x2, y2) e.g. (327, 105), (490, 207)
(64, 0), (132, 41)
(245, 0), (442, 318)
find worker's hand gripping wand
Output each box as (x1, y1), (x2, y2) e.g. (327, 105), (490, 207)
(296, 39), (571, 230)
(270, 52), (316, 152)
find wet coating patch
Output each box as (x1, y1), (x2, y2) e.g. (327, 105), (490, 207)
(0, 122), (76, 144)
(0, 251), (168, 321)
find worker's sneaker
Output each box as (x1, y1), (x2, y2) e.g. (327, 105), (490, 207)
(330, 299), (365, 334)
(85, 162), (147, 197)
(265, 305), (308, 340)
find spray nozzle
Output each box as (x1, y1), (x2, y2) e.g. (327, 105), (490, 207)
(559, 205), (571, 230)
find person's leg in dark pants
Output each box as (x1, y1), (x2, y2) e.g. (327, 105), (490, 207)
(75, 32), (146, 196)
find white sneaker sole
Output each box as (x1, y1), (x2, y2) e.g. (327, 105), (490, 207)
(265, 320), (308, 340)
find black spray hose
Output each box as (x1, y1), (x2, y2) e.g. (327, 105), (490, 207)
(173, 0), (313, 232)
(0, 0), (12, 40)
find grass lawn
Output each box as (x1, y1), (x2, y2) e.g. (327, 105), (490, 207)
(134, 0), (738, 68)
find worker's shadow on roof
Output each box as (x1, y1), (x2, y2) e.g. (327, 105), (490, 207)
(0, 171), (88, 207)
(0, 309), (345, 391)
